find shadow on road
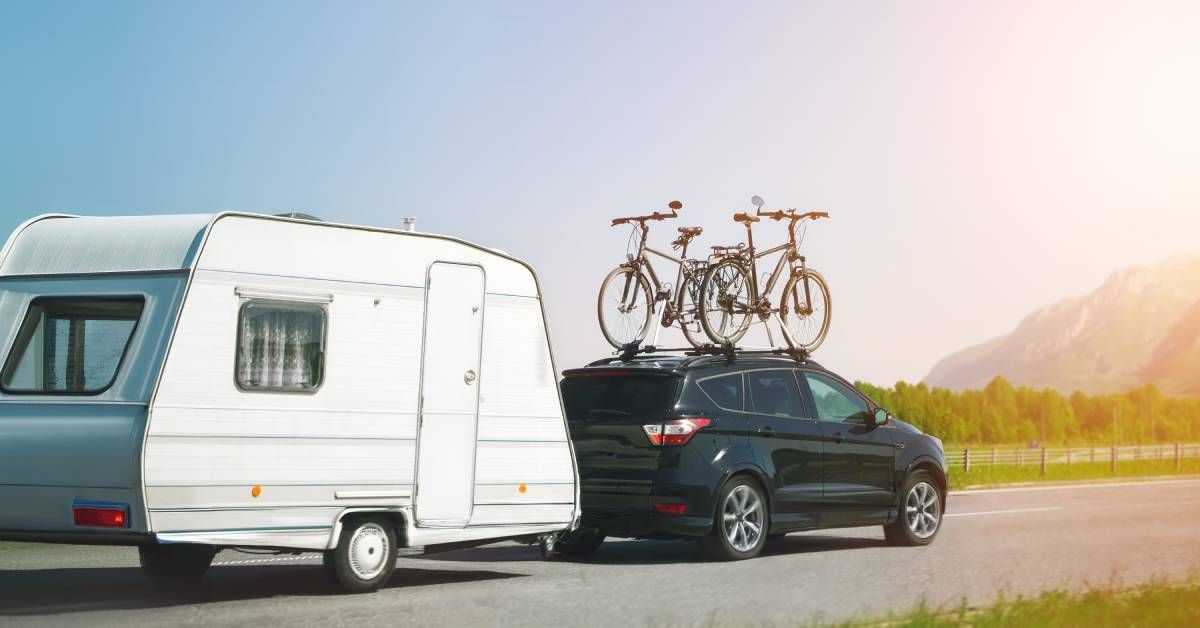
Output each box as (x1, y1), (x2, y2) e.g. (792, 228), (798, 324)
(0, 564), (524, 617)
(428, 533), (887, 565)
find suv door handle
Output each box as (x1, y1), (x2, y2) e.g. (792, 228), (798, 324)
(756, 426), (775, 438)
(831, 432), (845, 444)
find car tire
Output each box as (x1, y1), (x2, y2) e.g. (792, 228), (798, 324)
(139, 544), (217, 589)
(699, 476), (768, 561)
(553, 527), (606, 557)
(330, 517), (398, 593)
(884, 471), (943, 546)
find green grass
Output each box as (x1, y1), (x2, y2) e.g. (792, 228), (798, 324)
(845, 580), (1200, 627)
(948, 457), (1200, 489)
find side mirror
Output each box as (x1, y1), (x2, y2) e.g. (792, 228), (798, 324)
(668, 200), (683, 210)
(870, 408), (889, 428)
(751, 195), (765, 208)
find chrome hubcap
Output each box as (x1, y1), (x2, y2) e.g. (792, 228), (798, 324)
(722, 484), (764, 552)
(905, 482), (941, 539)
(349, 523), (389, 580)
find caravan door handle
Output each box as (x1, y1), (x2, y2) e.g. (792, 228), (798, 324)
(756, 426), (775, 438)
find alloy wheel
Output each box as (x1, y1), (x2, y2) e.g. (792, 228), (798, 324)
(905, 481), (941, 539)
(722, 484), (765, 552)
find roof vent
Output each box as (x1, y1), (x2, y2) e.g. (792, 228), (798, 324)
(402, 217), (416, 232)
(275, 212), (322, 222)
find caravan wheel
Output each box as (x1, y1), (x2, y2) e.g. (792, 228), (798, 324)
(329, 517), (398, 593)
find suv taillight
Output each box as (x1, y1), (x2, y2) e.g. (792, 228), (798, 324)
(643, 418), (712, 446)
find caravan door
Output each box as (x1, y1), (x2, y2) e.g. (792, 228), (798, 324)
(414, 262), (485, 526)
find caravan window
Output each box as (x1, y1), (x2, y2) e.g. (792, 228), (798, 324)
(236, 301), (326, 392)
(1, 297), (144, 394)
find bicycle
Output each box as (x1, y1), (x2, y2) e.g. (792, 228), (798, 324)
(597, 200), (710, 350)
(698, 196), (832, 352)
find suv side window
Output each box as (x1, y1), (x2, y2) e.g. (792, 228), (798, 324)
(697, 373), (744, 412)
(803, 372), (870, 423)
(746, 370), (806, 418)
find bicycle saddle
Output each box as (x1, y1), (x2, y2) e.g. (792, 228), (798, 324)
(677, 226), (703, 238)
(733, 212), (760, 224)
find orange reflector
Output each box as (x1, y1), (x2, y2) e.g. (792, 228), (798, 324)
(251, 485), (262, 498)
(518, 484), (527, 493)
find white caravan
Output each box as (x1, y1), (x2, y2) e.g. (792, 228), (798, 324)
(0, 212), (579, 592)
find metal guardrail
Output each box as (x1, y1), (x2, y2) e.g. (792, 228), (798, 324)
(944, 444), (1200, 474)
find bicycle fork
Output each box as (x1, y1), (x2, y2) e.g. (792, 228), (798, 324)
(769, 255), (808, 350)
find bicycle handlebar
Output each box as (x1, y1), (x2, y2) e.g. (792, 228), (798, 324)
(754, 208), (831, 222)
(611, 201), (682, 227)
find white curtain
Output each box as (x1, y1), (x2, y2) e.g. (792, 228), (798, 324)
(238, 304), (322, 389)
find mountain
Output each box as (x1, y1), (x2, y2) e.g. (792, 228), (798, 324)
(924, 256), (1200, 396)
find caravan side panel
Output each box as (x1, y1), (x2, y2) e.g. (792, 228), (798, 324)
(144, 271), (422, 548)
(144, 215), (576, 549)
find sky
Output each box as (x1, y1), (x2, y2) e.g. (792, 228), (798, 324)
(2, 0), (1200, 385)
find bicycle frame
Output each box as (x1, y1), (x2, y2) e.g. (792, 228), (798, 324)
(734, 220), (808, 312)
(621, 222), (700, 346)
(706, 214), (820, 350)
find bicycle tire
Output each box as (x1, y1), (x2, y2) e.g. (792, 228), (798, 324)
(597, 265), (655, 349)
(678, 267), (707, 348)
(698, 258), (754, 345)
(780, 268), (832, 352)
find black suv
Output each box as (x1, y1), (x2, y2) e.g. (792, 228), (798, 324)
(556, 354), (947, 560)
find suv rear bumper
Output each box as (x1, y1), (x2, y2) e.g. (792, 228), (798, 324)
(581, 511), (713, 538)
(580, 487), (713, 538)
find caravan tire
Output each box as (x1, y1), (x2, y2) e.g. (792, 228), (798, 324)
(330, 517), (398, 593)
(139, 544), (217, 589)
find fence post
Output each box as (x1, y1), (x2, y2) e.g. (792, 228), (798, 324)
(1066, 448), (1071, 465)
(1111, 445), (1117, 473)
(1040, 448), (1047, 476)
(991, 448), (997, 467)
(1018, 450), (1024, 466)
(1176, 443), (1182, 471)
(1090, 447), (1095, 463)
(963, 448), (970, 472)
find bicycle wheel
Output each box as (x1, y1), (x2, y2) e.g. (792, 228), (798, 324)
(699, 258), (754, 345)
(678, 267), (707, 348)
(597, 265), (654, 349)
(780, 268), (831, 352)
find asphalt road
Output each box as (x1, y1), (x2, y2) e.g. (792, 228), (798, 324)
(3, 478), (1200, 627)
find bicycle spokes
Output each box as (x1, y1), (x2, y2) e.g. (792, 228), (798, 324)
(781, 270), (831, 352)
(598, 266), (653, 348)
(701, 260), (753, 344)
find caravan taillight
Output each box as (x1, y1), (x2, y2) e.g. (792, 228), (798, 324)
(73, 503), (129, 528)
(643, 418), (712, 446)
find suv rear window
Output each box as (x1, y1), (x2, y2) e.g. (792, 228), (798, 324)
(1, 297), (144, 394)
(562, 373), (680, 423)
(697, 373), (744, 411)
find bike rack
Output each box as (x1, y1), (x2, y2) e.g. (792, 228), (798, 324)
(610, 341), (810, 364)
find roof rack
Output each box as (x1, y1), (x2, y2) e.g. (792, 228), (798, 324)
(592, 342), (811, 366)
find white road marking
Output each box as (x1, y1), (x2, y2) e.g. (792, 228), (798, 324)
(214, 555), (315, 567)
(945, 506), (1062, 518)
(949, 477), (1200, 496)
